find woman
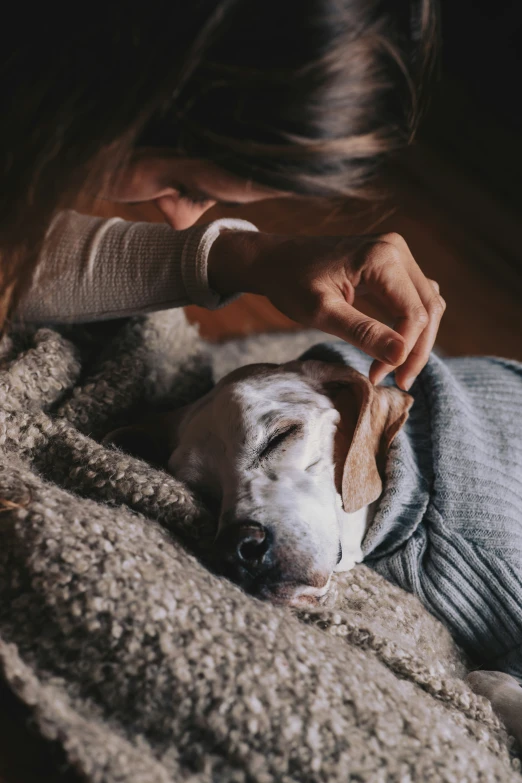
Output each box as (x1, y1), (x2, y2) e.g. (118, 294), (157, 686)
(1, 0), (443, 391)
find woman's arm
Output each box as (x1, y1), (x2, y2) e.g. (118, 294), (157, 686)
(15, 211), (258, 323)
(17, 211), (444, 390)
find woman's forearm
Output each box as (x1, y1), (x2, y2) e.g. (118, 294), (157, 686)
(15, 211), (258, 323)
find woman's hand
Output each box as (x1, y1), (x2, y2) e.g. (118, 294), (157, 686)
(208, 230), (445, 390)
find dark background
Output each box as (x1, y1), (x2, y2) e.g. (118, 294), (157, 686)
(428, 0), (522, 206)
(440, 0), (522, 132)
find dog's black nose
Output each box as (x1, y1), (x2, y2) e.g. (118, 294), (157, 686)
(215, 522), (271, 569)
(236, 524), (269, 564)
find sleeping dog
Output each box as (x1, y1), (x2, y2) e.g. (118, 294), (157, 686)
(107, 342), (522, 742)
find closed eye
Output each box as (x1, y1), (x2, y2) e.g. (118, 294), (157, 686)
(305, 458), (321, 472)
(258, 423), (302, 462)
(175, 186), (214, 206)
(336, 542), (343, 565)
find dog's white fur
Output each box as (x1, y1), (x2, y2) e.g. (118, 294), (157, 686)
(168, 366), (369, 601)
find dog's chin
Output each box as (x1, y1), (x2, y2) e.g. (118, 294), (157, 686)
(206, 551), (333, 606)
(254, 576), (332, 607)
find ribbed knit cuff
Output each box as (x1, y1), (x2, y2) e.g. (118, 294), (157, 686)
(180, 218), (258, 310)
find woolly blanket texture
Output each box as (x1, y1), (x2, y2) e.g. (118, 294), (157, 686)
(0, 310), (519, 783)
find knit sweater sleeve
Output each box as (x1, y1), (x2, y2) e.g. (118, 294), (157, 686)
(15, 210), (258, 323)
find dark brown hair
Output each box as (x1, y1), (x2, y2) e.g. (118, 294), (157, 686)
(0, 0), (438, 326)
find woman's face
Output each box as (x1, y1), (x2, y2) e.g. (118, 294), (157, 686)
(100, 150), (286, 229)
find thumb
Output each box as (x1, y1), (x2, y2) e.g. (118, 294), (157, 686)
(315, 300), (407, 366)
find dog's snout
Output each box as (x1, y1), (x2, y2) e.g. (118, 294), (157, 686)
(216, 522), (271, 568)
(214, 520), (333, 604)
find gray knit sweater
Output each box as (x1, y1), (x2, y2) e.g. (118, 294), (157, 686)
(302, 342), (522, 680)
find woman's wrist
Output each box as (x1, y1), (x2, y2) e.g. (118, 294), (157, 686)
(207, 229), (275, 297)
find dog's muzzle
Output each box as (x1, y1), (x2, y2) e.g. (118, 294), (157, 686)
(213, 520), (330, 605)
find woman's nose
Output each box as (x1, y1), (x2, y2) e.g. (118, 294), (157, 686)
(155, 194), (216, 230)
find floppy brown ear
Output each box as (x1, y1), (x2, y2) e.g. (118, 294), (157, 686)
(298, 361), (413, 513)
(102, 409), (187, 468)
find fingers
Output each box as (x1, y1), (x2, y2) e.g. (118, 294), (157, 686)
(364, 234), (445, 389)
(256, 230), (444, 388)
(312, 295), (408, 365)
(370, 276), (445, 387)
(360, 239), (429, 386)
(393, 276), (445, 389)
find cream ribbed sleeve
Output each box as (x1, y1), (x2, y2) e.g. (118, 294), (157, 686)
(16, 210), (258, 323)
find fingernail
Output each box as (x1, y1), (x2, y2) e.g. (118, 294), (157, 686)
(402, 377), (414, 391)
(384, 339), (404, 365)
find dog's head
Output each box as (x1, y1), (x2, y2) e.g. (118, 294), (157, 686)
(106, 360), (412, 605)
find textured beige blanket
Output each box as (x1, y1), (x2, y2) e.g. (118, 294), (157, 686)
(0, 311), (519, 782)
